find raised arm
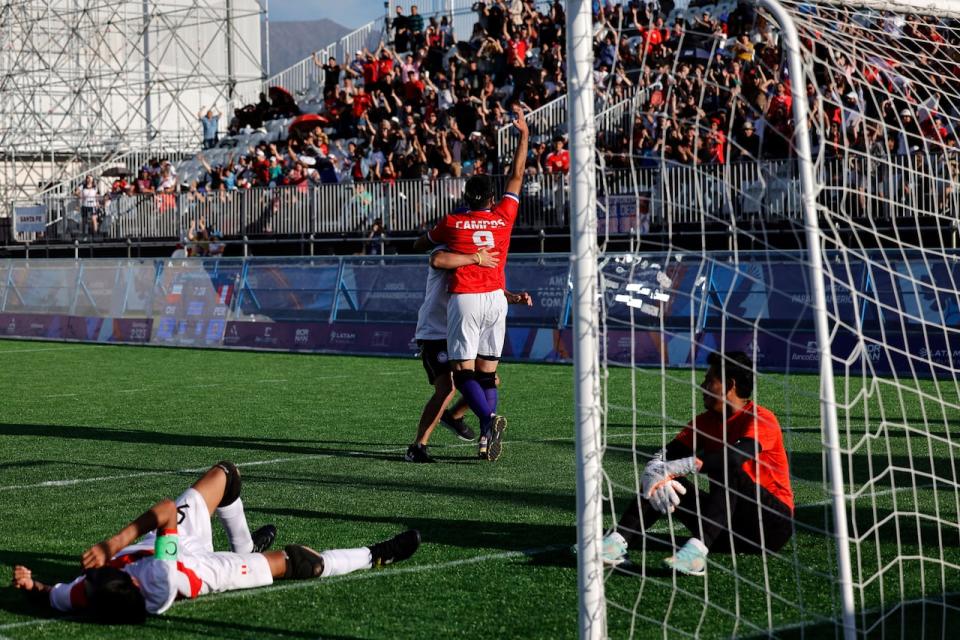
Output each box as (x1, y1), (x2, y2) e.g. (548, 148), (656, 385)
(505, 104), (529, 195)
(81, 498), (179, 569)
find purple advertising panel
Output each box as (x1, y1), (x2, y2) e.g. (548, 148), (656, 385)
(0, 255), (957, 378)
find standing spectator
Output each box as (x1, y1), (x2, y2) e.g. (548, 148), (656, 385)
(198, 106), (221, 149)
(366, 218), (387, 255)
(135, 169), (155, 194)
(408, 5), (425, 49)
(75, 175), (100, 237)
(392, 5), (410, 52)
(545, 138), (570, 174)
(314, 53), (343, 95)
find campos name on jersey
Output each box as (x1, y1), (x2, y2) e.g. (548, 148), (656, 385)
(453, 218), (508, 230)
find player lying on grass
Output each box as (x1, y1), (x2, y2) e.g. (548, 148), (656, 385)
(11, 461), (420, 623)
(603, 352), (794, 575)
(412, 104), (529, 461)
(407, 243), (531, 463)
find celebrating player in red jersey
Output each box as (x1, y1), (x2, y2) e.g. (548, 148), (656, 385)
(10, 462), (420, 623)
(413, 104), (529, 461)
(602, 352), (794, 575)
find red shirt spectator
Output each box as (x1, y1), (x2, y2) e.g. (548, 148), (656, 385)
(362, 59), (379, 87)
(545, 141), (570, 173)
(352, 91), (373, 119)
(377, 54), (393, 78)
(507, 37), (528, 67)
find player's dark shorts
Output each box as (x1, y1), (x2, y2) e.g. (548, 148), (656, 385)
(418, 339), (451, 385)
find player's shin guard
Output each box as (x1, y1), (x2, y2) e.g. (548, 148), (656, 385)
(214, 461), (254, 553)
(452, 370), (492, 432)
(476, 370), (498, 414)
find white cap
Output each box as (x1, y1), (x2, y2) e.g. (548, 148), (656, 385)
(300, 156), (316, 166)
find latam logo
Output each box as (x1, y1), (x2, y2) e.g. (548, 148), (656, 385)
(294, 328), (310, 345)
(330, 330), (356, 343)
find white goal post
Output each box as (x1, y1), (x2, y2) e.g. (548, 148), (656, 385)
(570, 0), (960, 637)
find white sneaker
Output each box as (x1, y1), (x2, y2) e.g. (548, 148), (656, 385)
(664, 538), (708, 576)
(600, 531), (629, 567)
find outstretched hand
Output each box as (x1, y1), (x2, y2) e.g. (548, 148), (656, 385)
(11, 565), (35, 590)
(511, 104), (528, 136)
(477, 248), (500, 269)
(506, 291), (533, 306)
(81, 541), (112, 569)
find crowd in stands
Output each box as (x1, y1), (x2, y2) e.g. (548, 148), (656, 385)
(70, 1), (959, 239)
(595, 2), (960, 171)
(169, 0), (602, 196)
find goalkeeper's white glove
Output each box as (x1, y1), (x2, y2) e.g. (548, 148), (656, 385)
(641, 452), (699, 514)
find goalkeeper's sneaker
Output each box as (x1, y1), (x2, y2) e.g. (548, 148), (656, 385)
(368, 529), (421, 568)
(600, 531), (629, 567)
(664, 538), (708, 576)
(478, 435), (489, 459)
(485, 415), (507, 461)
(251, 524), (278, 553)
(440, 410), (475, 441)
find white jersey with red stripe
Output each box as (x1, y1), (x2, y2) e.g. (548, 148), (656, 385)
(49, 487), (273, 615)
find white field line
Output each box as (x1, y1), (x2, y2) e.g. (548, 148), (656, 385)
(192, 544), (570, 605)
(32, 369), (409, 400)
(0, 345), (96, 355)
(0, 432), (601, 492)
(798, 483), (937, 508)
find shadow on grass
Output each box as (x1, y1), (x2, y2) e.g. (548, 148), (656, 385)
(247, 506), (576, 553)
(159, 614), (358, 639)
(0, 423), (408, 462)
(242, 471), (576, 514)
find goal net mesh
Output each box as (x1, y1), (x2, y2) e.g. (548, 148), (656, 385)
(591, 1), (960, 636)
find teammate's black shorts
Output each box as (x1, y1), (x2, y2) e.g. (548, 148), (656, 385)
(418, 339), (451, 385)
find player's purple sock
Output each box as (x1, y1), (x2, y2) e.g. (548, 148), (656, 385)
(453, 371), (492, 431)
(484, 387), (498, 414)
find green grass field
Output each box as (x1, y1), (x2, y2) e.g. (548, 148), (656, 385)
(0, 340), (956, 639)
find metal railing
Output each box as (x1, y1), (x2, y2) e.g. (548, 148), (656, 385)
(497, 86), (646, 165)
(14, 155), (956, 243)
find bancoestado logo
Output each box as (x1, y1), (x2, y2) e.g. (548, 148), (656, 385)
(791, 341), (820, 362)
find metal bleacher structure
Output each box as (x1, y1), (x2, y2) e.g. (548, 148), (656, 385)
(11, 0), (942, 248)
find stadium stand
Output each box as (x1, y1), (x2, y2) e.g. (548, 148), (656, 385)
(13, 1), (960, 245)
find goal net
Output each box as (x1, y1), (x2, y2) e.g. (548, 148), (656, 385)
(575, 0), (960, 637)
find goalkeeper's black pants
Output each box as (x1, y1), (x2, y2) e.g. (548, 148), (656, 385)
(616, 453), (794, 553)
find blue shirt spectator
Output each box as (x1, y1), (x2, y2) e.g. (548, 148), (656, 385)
(199, 107), (221, 149)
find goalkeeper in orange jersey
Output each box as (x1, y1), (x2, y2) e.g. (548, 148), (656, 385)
(603, 351), (794, 575)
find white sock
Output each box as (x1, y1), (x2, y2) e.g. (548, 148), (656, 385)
(319, 547), (373, 578)
(216, 498), (253, 553)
